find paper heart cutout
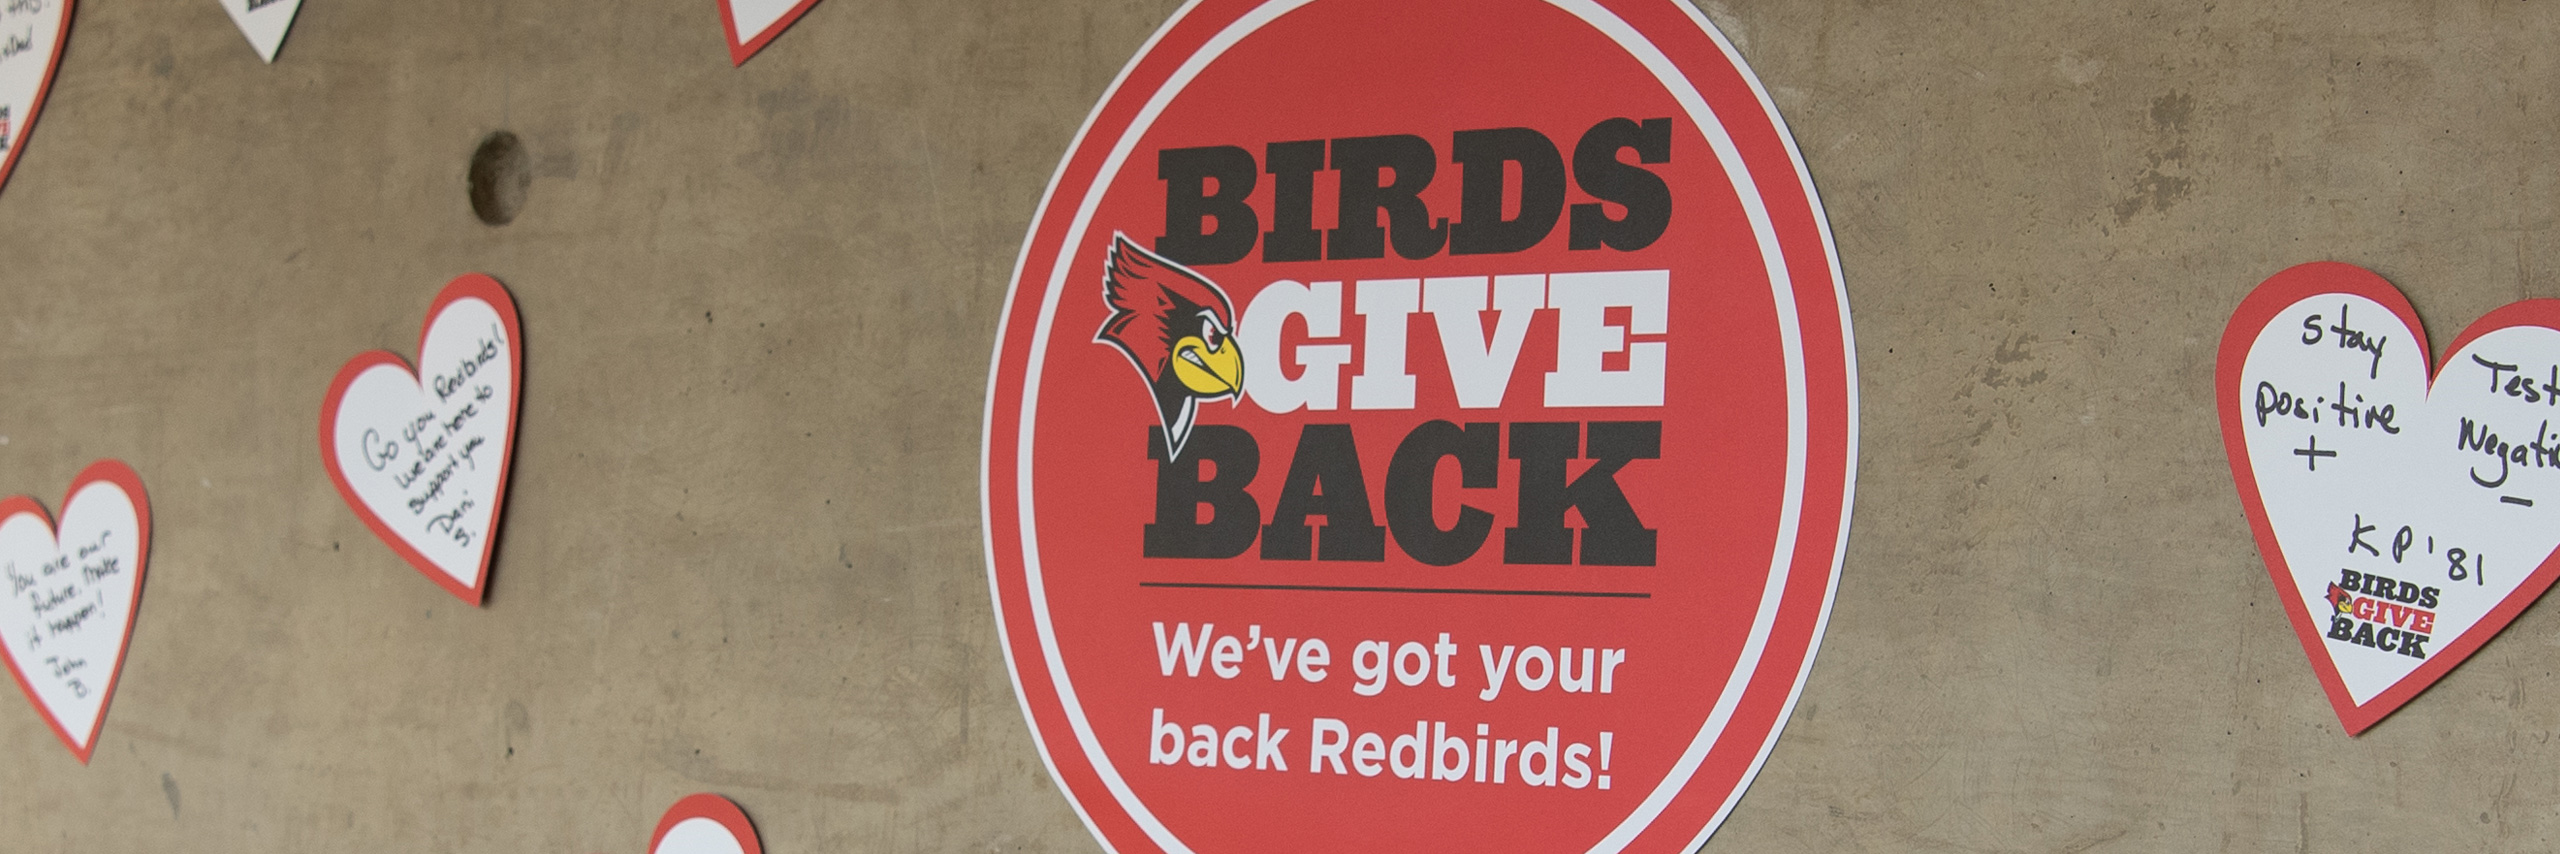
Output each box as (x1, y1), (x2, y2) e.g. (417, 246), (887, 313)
(717, 0), (821, 66)
(2221, 261), (2560, 734)
(215, 0), (304, 63)
(650, 793), (761, 854)
(0, 0), (73, 198)
(0, 460), (150, 763)
(321, 274), (521, 606)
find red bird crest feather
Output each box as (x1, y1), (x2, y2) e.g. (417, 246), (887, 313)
(1097, 233), (1236, 378)
(1095, 233), (1243, 459)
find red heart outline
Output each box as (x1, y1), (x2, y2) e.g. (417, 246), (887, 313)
(0, 458), (150, 764)
(317, 274), (522, 607)
(0, 0), (74, 200)
(717, 0), (823, 66)
(2218, 261), (2560, 734)
(650, 793), (762, 854)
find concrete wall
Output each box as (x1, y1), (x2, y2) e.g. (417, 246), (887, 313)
(0, 0), (2553, 850)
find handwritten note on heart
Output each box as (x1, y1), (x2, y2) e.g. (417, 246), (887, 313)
(718, 0), (821, 66)
(0, 460), (149, 763)
(2221, 261), (2560, 733)
(651, 793), (761, 854)
(0, 0), (71, 198)
(321, 274), (521, 606)
(215, 0), (304, 63)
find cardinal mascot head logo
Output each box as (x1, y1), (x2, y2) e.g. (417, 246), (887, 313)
(1096, 233), (1245, 460)
(2327, 583), (2355, 615)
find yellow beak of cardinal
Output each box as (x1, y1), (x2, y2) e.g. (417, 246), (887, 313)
(1171, 335), (1244, 397)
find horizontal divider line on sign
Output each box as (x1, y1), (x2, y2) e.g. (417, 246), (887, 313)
(1137, 581), (1651, 599)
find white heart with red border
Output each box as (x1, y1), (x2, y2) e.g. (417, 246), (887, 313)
(0, 0), (73, 196)
(652, 793), (761, 854)
(2221, 261), (2560, 734)
(718, 0), (821, 65)
(321, 274), (521, 606)
(0, 459), (149, 763)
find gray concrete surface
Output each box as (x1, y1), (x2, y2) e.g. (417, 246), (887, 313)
(0, 0), (2554, 850)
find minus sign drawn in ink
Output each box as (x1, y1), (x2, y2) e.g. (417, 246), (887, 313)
(2503, 496), (2536, 507)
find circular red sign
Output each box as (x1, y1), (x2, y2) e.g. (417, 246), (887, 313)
(984, 1), (1855, 851)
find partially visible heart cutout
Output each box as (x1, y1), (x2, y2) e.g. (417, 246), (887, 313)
(651, 793), (761, 854)
(320, 274), (522, 606)
(0, 459), (151, 763)
(717, 0), (822, 66)
(215, 0), (304, 63)
(0, 0), (73, 197)
(2221, 261), (2560, 734)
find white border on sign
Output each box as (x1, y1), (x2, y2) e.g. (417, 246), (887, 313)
(1650, 0), (1858, 847)
(1536, 4), (1808, 850)
(984, 1), (1843, 851)
(981, 0), (1218, 847)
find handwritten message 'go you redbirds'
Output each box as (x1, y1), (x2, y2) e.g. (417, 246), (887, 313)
(322, 274), (522, 606)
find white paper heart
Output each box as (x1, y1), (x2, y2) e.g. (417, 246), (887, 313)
(651, 793), (761, 854)
(215, 0), (303, 63)
(0, 460), (150, 763)
(718, 0), (821, 66)
(321, 274), (521, 606)
(0, 0), (72, 198)
(2221, 261), (2560, 733)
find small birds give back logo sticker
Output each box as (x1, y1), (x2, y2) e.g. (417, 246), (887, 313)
(981, 1), (1857, 851)
(2221, 262), (2560, 733)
